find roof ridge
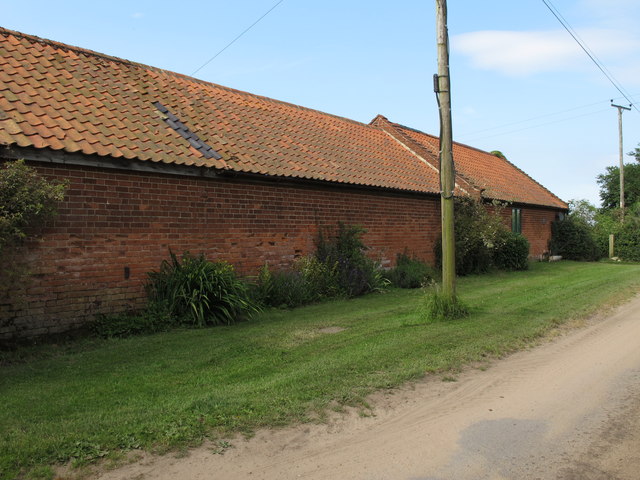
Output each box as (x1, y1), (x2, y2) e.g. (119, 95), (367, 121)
(0, 26), (376, 132)
(375, 116), (480, 195)
(0, 26), (140, 68)
(390, 121), (566, 207)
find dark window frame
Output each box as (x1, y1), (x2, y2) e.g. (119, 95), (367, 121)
(512, 208), (522, 233)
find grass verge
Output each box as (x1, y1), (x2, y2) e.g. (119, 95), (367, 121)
(1, 261), (639, 479)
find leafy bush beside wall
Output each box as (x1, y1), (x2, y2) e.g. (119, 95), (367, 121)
(550, 217), (600, 261)
(254, 262), (314, 309)
(255, 223), (388, 308)
(146, 251), (259, 327)
(0, 159), (67, 252)
(316, 222), (387, 297)
(435, 198), (529, 275)
(1, 160), (67, 325)
(493, 231), (530, 270)
(385, 251), (435, 288)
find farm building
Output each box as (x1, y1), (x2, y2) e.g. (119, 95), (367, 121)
(0, 27), (567, 340)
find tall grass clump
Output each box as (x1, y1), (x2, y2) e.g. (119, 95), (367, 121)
(422, 282), (469, 321)
(253, 256), (340, 308)
(252, 263), (312, 309)
(146, 251), (259, 326)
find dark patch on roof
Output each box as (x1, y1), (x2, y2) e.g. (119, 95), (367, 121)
(152, 101), (222, 160)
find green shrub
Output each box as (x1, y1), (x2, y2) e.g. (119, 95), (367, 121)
(593, 205), (640, 261)
(146, 251), (259, 327)
(254, 223), (387, 309)
(550, 218), (600, 261)
(493, 231), (530, 270)
(297, 255), (341, 298)
(615, 217), (640, 261)
(593, 209), (620, 257)
(253, 257), (342, 309)
(252, 263), (275, 306)
(253, 263), (313, 309)
(316, 222), (387, 297)
(91, 304), (173, 338)
(386, 252), (435, 288)
(435, 198), (510, 275)
(0, 159), (67, 251)
(0, 160), (67, 322)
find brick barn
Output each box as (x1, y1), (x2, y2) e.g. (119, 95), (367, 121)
(0, 27), (567, 340)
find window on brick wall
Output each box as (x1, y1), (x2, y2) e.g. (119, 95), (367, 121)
(512, 208), (522, 233)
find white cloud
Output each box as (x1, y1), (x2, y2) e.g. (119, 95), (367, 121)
(452, 29), (639, 77)
(131, 12), (144, 19)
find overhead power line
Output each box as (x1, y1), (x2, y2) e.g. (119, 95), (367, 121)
(460, 107), (610, 143)
(459, 98), (609, 137)
(191, 0), (286, 77)
(458, 94), (638, 141)
(540, 0), (640, 114)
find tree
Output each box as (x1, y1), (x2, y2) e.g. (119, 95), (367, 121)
(597, 144), (640, 210)
(567, 199), (597, 226)
(629, 144), (640, 161)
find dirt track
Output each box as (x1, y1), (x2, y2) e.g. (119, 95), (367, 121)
(95, 295), (640, 480)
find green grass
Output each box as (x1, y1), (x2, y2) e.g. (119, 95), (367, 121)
(2, 261), (640, 479)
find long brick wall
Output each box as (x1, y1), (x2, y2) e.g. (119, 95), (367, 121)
(1, 161), (562, 342)
(1, 162), (443, 341)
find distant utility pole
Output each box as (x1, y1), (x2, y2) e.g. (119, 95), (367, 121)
(435, 0), (456, 298)
(611, 102), (631, 222)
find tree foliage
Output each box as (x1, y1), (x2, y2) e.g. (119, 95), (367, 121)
(567, 199), (597, 226)
(597, 144), (640, 210)
(593, 203), (640, 260)
(593, 143), (640, 260)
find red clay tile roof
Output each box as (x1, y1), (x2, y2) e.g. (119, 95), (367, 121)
(0, 27), (441, 194)
(0, 27), (566, 209)
(372, 116), (568, 209)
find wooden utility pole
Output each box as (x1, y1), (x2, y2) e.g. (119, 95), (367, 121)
(611, 102), (631, 222)
(435, 0), (456, 297)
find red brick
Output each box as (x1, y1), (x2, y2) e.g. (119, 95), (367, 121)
(1, 161), (561, 341)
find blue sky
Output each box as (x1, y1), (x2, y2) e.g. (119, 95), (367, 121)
(3, 0), (640, 207)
